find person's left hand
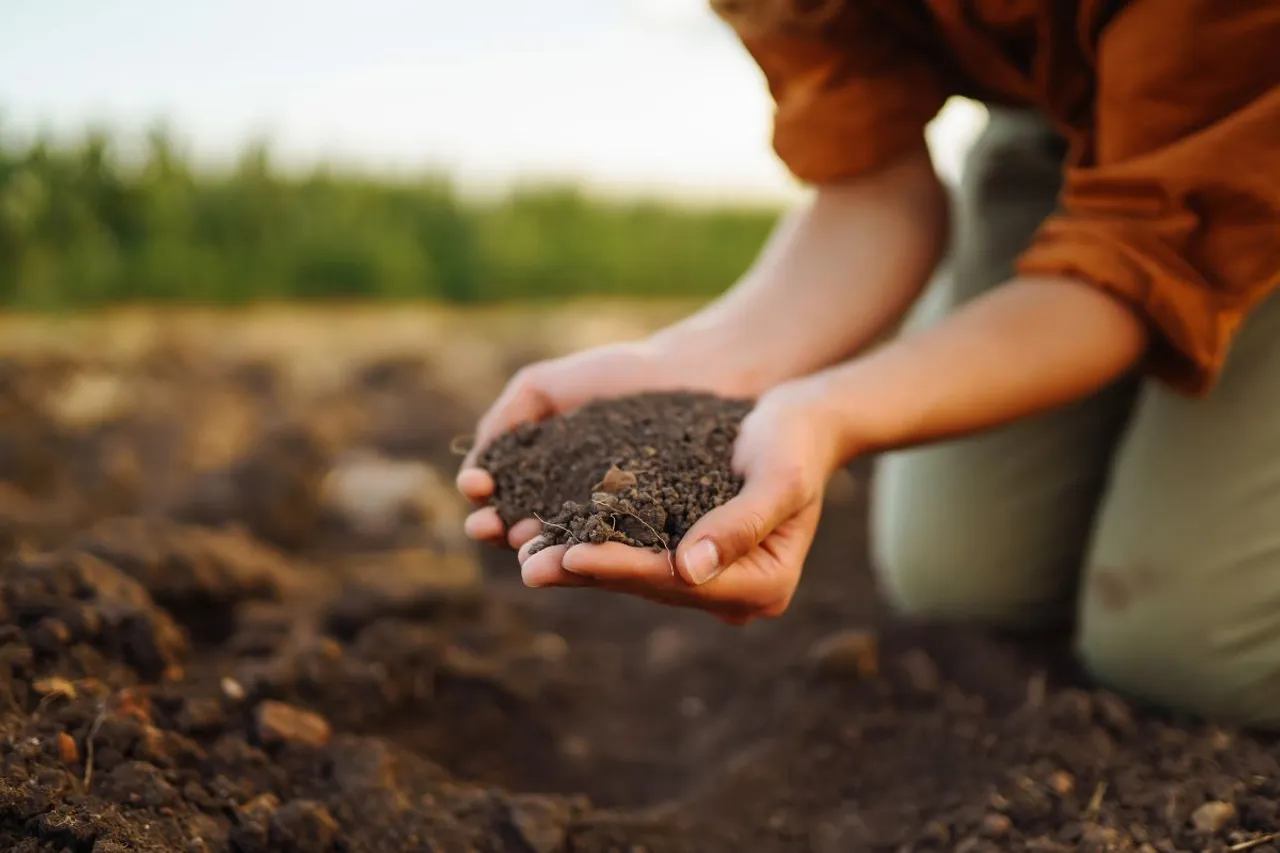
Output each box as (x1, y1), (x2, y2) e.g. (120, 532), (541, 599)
(516, 378), (847, 625)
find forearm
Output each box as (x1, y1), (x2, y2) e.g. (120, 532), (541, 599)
(807, 276), (1149, 463)
(651, 146), (948, 396)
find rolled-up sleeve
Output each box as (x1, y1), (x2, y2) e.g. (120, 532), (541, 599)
(1017, 0), (1280, 395)
(723, 7), (950, 185)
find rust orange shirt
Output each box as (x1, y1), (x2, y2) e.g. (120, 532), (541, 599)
(724, 0), (1280, 394)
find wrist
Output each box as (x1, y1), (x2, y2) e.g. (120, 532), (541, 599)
(645, 316), (781, 398)
(761, 374), (860, 474)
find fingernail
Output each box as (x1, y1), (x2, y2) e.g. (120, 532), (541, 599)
(521, 562), (549, 588)
(684, 539), (721, 586)
(560, 545), (586, 574)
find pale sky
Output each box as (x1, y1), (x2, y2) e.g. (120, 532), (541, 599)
(0, 0), (987, 201)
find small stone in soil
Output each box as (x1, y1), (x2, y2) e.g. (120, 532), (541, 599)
(807, 630), (879, 681)
(1190, 800), (1236, 834)
(254, 700), (332, 750)
(980, 813), (1012, 838)
(221, 676), (246, 701)
(1047, 771), (1075, 797)
(56, 732), (78, 764)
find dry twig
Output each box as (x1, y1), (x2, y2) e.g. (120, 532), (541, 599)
(1085, 782), (1106, 817)
(1229, 833), (1280, 852)
(591, 498), (675, 577)
(83, 703), (108, 788)
(533, 513), (580, 546)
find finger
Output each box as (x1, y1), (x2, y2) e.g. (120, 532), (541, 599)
(455, 468), (494, 503)
(463, 508), (506, 543)
(521, 544), (593, 588)
(563, 542), (781, 612)
(675, 465), (808, 587)
(508, 518), (543, 549)
(560, 542), (676, 581)
(587, 572), (771, 622)
(517, 535), (545, 564)
(462, 371), (554, 469)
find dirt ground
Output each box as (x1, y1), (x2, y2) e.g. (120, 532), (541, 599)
(1, 306), (1279, 853)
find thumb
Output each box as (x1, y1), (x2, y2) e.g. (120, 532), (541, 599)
(460, 369), (554, 471)
(675, 465), (806, 587)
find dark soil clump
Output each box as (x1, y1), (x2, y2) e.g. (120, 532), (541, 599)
(10, 339), (1280, 851)
(478, 391), (753, 553)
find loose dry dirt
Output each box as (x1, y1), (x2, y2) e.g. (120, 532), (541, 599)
(0, 314), (1278, 853)
(479, 392), (752, 553)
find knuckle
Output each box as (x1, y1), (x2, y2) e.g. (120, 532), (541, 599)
(736, 507), (771, 546)
(774, 462), (816, 506)
(757, 594), (793, 619)
(509, 365), (544, 394)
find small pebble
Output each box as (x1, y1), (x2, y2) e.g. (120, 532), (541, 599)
(980, 813), (1012, 838)
(807, 630), (879, 681)
(529, 632), (569, 665)
(1047, 771), (1075, 796)
(33, 677), (77, 700)
(221, 677), (246, 702)
(1191, 800), (1236, 834)
(56, 732), (78, 765)
(254, 701), (332, 749)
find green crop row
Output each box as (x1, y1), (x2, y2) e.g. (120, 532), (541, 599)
(0, 125), (782, 308)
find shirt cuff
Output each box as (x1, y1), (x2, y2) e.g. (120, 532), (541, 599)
(1017, 216), (1263, 396)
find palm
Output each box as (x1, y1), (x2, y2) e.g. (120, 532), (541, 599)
(457, 341), (748, 548)
(718, 498), (821, 620)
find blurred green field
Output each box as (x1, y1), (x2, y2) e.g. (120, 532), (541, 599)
(0, 127), (782, 308)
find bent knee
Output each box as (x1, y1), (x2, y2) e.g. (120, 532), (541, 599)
(871, 526), (1071, 631)
(870, 452), (1086, 633)
(1078, 576), (1280, 731)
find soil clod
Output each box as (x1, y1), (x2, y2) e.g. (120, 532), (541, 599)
(1192, 801), (1237, 834)
(807, 629), (880, 681)
(478, 392), (753, 553)
(254, 700), (333, 750)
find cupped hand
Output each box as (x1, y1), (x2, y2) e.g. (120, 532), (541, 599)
(516, 378), (846, 624)
(456, 339), (750, 550)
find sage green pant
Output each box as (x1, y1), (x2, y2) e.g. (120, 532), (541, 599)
(870, 108), (1280, 729)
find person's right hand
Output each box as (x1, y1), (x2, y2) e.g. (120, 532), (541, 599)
(456, 337), (749, 551)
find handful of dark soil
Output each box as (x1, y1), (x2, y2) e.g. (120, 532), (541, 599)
(477, 391), (753, 555)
